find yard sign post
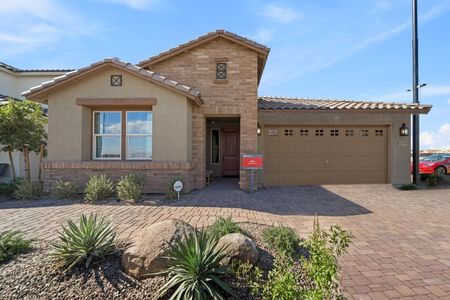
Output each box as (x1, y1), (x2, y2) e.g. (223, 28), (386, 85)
(173, 180), (183, 201)
(241, 154), (263, 195)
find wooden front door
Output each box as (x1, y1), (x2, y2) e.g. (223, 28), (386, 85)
(221, 129), (240, 177)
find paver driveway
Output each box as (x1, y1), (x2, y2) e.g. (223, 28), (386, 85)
(1, 179), (450, 299)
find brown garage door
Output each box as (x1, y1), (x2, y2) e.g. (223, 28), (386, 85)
(264, 126), (388, 185)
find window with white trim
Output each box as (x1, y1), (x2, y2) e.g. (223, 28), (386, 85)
(93, 112), (122, 159)
(126, 111), (152, 160)
(93, 111), (152, 160)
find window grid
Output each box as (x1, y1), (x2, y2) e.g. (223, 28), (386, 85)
(345, 129), (354, 136)
(284, 129), (293, 136)
(216, 63), (227, 79)
(299, 129), (309, 136)
(361, 129), (369, 137)
(315, 129), (324, 136)
(331, 129), (339, 136)
(268, 129), (278, 136)
(375, 129), (384, 136)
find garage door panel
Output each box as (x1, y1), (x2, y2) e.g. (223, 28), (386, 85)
(264, 126), (388, 185)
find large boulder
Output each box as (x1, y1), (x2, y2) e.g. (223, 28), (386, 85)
(122, 219), (195, 279)
(217, 233), (259, 265)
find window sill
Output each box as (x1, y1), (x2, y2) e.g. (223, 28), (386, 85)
(214, 79), (228, 84)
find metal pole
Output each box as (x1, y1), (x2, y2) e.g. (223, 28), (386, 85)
(412, 0), (420, 184)
(250, 169), (254, 195)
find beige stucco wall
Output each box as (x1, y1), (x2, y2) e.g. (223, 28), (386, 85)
(46, 66), (192, 162)
(258, 111), (411, 185)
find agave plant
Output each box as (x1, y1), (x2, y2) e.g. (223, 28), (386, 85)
(53, 213), (116, 270)
(153, 230), (237, 300)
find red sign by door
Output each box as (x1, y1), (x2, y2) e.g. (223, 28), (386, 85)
(241, 154), (263, 170)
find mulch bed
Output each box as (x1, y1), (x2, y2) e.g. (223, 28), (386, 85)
(0, 223), (300, 300)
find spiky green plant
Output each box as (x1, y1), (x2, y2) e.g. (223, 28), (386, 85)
(0, 230), (31, 263)
(13, 180), (42, 200)
(153, 230), (237, 300)
(53, 213), (116, 270)
(209, 217), (242, 238)
(117, 173), (144, 202)
(53, 180), (79, 199)
(84, 174), (114, 202)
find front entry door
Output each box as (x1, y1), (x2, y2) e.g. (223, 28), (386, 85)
(222, 129), (240, 177)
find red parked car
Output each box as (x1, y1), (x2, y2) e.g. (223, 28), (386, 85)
(415, 154), (450, 177)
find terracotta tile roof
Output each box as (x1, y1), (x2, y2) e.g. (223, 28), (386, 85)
(138, 30), (270, 68)
(258, 96), (432, 113)
(0, 61), (73, 73)
(22, 58), (203, 105)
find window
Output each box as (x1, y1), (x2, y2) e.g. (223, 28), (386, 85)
(284, 129), (293, 136)
(93, 111), (152, 160)
(331, 129), (339, 136)
(345, 129), (354, 136)
(216, 63), (227, 79)
(299, 129), (309, 136)
(360, 129), (369, 137)
(126, 112), (152, 160)
(268, 129), (278, 136)
(211, 129), (220, 164)
(315, 129), (324, 136)
(375, 129), (384, 136)
(93, 112), (122, 159)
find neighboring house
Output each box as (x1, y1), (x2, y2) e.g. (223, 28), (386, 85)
(0, 62), (71, 182)
(22, 30), (431, 193)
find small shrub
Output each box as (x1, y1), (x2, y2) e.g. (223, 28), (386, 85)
(262, 225), (300, 257)
(210, 217), (242, 238)
(13, 180), (42, 200)
(152, 230), (237, 300)
(301, 218), (352, 299)
(53, 180), (79, 199)
(53, 213), (116, 270)
(400, 184), (418, 190)
(0, 230), (31, 263)
(165, 178), (182, 200)
(117, 173), (144, 202)
(427, 174), (442, 187)
(84, 174), (114, 202)
(233, 256), (303, 300)
(0, 183), (16, 197)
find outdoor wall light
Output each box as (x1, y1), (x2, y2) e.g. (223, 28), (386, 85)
(257, 123), (261, 135)
(400, 123), (409, 136)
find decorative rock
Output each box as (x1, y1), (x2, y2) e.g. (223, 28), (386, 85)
(121, 219), (195, 279)
(216, 233), (259, 265)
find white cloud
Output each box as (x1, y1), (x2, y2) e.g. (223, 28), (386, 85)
(421, 123), (450, 150)
(252, 29), (274, 43)
(98, 0), (160, 10)
(370, 85), (450, 102)
(0, 0), (101, 57)
(259, 1), (450, 88)
(260, 4), (302, 24)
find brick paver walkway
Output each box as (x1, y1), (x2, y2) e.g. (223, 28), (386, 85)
(1, 178), (449, 299)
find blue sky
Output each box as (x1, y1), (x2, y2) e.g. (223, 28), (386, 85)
(1, 0), (449, 149)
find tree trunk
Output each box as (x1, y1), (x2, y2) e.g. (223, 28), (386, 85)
(38, 144), (44, 183)
(23, 145), (31, 181)
(7, 146), (16, 181)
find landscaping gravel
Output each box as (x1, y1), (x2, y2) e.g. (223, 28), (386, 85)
(0, 223), (306, 300)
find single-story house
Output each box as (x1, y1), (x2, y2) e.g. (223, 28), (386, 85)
(22, 30), (431, 193)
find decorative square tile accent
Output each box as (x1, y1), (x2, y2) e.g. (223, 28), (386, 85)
(111, 75), (122, 86)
